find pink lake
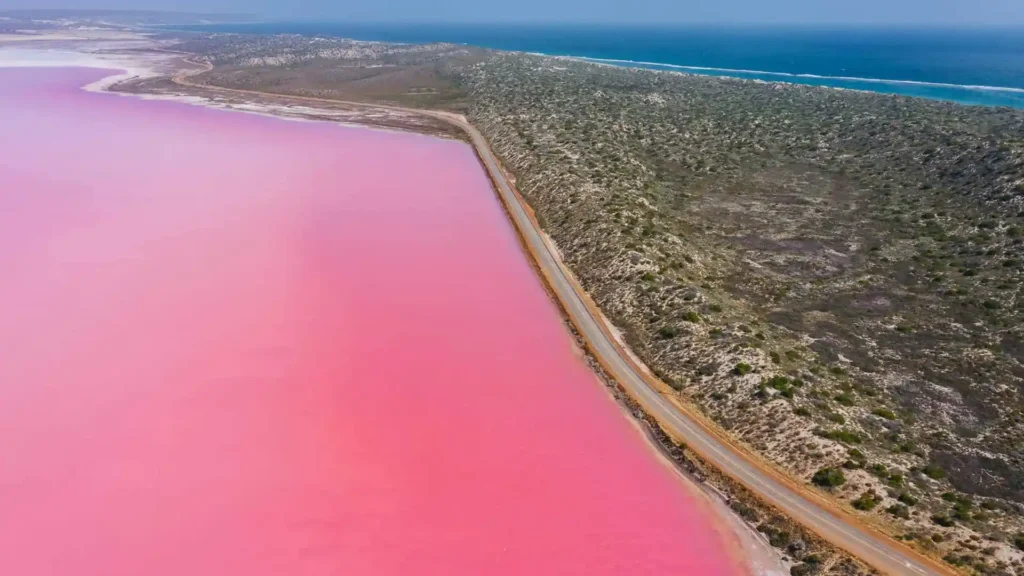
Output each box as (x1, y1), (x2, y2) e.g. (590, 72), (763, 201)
(0, 67), (743, 575)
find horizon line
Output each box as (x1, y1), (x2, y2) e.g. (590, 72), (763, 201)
(183, 19), (1024, 28)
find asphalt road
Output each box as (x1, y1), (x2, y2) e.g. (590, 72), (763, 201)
(165, 67), (952, 575)
(440, 115), (954, 576)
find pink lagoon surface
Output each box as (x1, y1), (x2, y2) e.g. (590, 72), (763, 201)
(0, 67), (742, 575)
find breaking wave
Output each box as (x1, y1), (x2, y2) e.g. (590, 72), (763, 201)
(572, 56), (1024, 94)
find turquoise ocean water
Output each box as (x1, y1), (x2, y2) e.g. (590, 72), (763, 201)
(174, 23), (1024, 108)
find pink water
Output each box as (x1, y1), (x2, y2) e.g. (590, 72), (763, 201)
(0, 67), (742, 575)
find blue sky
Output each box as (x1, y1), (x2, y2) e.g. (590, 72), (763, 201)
(6, 0), (1024, 25)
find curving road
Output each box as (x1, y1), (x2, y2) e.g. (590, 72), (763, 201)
(167, 67), (954, 575)
(453, 120), (949, 576)
(434, 115), (955, 576)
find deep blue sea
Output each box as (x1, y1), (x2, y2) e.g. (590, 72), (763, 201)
(174, 23), (1024, 108)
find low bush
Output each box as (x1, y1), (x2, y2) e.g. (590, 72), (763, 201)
(732, 362), (753, 376)
(931, 514), (955, 527)
(887, 504), (911, 519)
(923, 463), (947, 480)
(834, 392), (856, 406)
(815, 428), (862, 444)
(869, 463), (889, 478)
(898, 493), (918, 506)
(812, 467), (846, 488)
(872, 408), (897, 420)
(658, 326), (679, 339)
(852, 491), (880, 511)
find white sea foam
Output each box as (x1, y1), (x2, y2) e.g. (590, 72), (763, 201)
(572, 55), (1024, 94)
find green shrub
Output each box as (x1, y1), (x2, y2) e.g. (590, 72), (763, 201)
(757, 525), (791, 549)
(898, 493), (918, 506)
(816, 428), (862, 444)
(897, 441), (919, 454)
(834, 392), (856, 406)
(732, 362), (753, 376)
(683, 311), (702, 323)
(794, 406), (812, 417)
(730, 500), (759, 522)
(869, 463), (889, 478)
(812, 467), (847, 488)
(658, 326), (679, 339)
(1014, 533), (1024, 551)
(931, 514), (955, 527)
(887, 504), (911, 519)
(852, 491), (880, 511)
(952, 501), (973, 522)
(872, 408), (897, 420)
(923, 463), (947, 480)
(770, 351), (781, 364)
(827, 412), (846, 425)
(770, 529), (790, 548)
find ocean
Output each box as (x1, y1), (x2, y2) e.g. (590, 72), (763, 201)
(173, 23), (1024, 109)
